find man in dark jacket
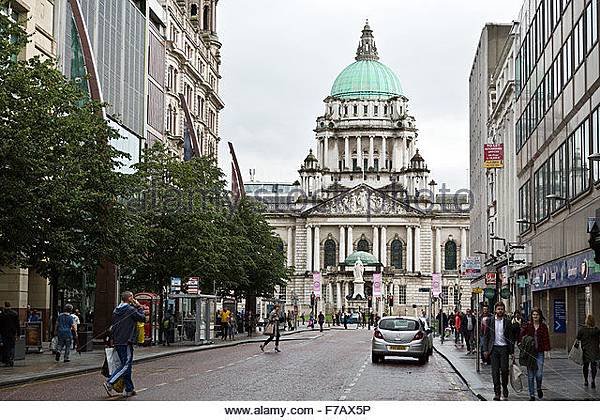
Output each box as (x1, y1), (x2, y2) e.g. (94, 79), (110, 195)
(103, 291), (145, 397)
(461, 309), (476, 354)
(0, 302), (20, 367)
(482, 302), (515, 400)
(317, 311), (325, 332)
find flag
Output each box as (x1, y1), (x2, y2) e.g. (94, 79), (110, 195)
(229, 142), (245, 206)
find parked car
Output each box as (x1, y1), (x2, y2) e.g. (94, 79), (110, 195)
(371, 316), (431, 364)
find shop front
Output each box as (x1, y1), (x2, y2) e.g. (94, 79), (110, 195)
(530, 250), (600, 351)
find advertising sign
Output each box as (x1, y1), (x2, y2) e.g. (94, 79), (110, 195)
(500, 266), (508, 286)
(485, 272), (497, 285)
(462, 257), (482, 278)
(170, 277), (181, 293)
(312, 272), (321, 298)
(531, 250), (600, 292)
(517, 275), (528, 288)
(431, 273), (442, 297)
(553, 299), (566, 333)
(186, 277), (199, 294)
(483, 144), (504, 168)
(373, 273), (382, 297)
(25, 322), (42, 350)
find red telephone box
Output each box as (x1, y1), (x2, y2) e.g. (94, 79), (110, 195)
(135, 292), (160, 345)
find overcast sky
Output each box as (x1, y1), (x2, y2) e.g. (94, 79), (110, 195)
(217, 0), (523, 191)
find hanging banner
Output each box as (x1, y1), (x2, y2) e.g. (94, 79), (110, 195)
(431, 273), (442, 297)
(312, 272), (321, 298)
(483, 144), (504, 168)
(373, 273), (382, 297)
(462, 257), (482, 278)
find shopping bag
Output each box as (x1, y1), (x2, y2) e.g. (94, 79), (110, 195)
(136, 322), (145, 344)
(568, 340), (584, 365)
(263, 322), (275, 336)
(103, 347), (125, 393)
(509, 361), (524, 393)
(49, 336), (58, 353)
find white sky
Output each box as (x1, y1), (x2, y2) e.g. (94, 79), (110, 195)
(217, 0), (523, 191)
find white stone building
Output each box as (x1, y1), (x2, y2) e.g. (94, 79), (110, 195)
(246, 23), (471, 319)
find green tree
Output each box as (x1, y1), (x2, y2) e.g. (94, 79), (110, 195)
(0, 10), (130, 295)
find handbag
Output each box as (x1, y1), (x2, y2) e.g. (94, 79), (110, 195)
(509, 360), (524, 393)
(568, 339), (584, 365)
(263, 322), (275, 336)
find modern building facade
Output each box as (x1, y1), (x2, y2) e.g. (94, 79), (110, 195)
(514, 0), (600, 351)
(247, 23), (471, 319)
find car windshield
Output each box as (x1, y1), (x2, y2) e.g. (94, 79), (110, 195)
(378, 318), (419, 331)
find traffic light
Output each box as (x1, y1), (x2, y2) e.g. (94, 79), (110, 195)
(590, 223), (600, 264)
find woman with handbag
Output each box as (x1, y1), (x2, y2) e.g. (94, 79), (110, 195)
(260, 305), (281, 353)
(519, 308), (551, 400)
(577, 314), (600, 388)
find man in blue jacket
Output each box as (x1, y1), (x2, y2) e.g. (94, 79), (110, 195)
(103, 291), (145, 397)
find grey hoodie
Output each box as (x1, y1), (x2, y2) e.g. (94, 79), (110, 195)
(110, 303), (145, 345)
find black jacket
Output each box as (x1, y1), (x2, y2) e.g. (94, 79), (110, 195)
(460, 314), (476, 334)
(110, 303), (145, 345)
(482, 316), (515, 355)
(0, 309), (20, 337)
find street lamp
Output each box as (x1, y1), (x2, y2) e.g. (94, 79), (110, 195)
(588, 152), (600, 161)
(516, 218), (533, 225)
(545, 193), (567, 201)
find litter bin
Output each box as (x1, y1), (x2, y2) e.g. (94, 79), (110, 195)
(14, 336), (26, 360)
(77, 324), (94, 352)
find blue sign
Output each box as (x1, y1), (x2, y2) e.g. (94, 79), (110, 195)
(531, 250), (600, 292)
(553, 299), (566, 333)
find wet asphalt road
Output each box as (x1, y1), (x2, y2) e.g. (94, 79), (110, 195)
(0, 329), (474, 401)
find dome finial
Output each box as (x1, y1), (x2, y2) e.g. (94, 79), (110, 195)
(356, 20), (379, 61)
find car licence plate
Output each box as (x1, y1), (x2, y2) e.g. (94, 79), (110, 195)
(387, 345), (408, 351)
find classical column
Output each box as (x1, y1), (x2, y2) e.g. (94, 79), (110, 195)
(368, 136), (374, 169)
(334, 140), (340, 171)
(327, 282), (333, 304)
(406, 226), (413, 272)
(323, 136), (329, 169)
(316, 138), (322, 167)
(313, 225), (320, 272)
(372, 225), (379, 262)
(343, 282), (349, 306)
(401, 140), (407, 168)
(380, 226), (387, 266)
(339, 226), (346, 263)
(414, 225), (421, 272)
(347, 226), (353, 257)
(306, 225), (313, 272)
(336, 281), (342, 309)
(391, 139), (397, 171)
(435, 227), (442, 273)
(356, 136), (362, 169)
(381, 136), (387, 170)
(287, 227), (294, 267)
(344, 136), (350, 169)
(460, 227), (468, 265)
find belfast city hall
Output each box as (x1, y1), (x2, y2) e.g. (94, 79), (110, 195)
(245, 23), (471, 318)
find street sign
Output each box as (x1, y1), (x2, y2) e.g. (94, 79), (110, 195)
(485, 272), (496, 285)
(483, 144), (504, 168)
(554, 299), (566, 333)
(472, 287), (483, 294)
(186, 277), (199, 294)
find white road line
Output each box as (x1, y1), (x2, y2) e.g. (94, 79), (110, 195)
(137, 387), (148, 392)
(155, 382), (168, 387)
(174, 378), (185, 382)
(349, 383), (356, 387)
(217, 366), (225, 369)
(227, 363), (235, 366)
(246, 357), (253, 360)
(205, 369), (213, 373)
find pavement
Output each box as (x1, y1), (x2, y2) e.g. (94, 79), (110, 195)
(0, 326), (321, 388)
(433, 335), (600, 401)
(0, 328), (475, 401)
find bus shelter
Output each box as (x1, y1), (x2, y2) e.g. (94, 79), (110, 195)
(167, 293), (217, 345)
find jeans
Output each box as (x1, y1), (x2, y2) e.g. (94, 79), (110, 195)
(57, 335), (72, 361)
(263, 332), (280, 348)
(491, 345), (510, 395)
(527, 352), (544, 396)
(108, 344), (135, 393)
(464, 330), (473, 351)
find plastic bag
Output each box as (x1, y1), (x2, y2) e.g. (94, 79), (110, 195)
(136, 322), (145, 344)
(569, 340), (584, 365)
(103, 347), (125, 393)
(50, 336), (58, 353)
(510, 361), (524, 393)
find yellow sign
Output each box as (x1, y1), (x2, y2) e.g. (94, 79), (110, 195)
(483, 160), (503, 168)
(472, 287), (483, 294)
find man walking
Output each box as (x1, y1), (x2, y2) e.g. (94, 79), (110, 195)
(0, 302), (20, 367)
(482, 302), (514, 400)
(318, 311), (325, 332)
(55, 304), (76, 362)
(480, 305), (492, 365)
(103, 291), (146, 398)
(461, 309), (476, 354)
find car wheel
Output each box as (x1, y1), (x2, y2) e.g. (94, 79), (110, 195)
(418, 354), (429, 365)
(371, 353), (380, 364)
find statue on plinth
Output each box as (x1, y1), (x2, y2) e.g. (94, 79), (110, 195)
(352, 258), (365, 299)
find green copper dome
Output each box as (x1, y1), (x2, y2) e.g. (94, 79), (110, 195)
(331, 60), (403, 100)
(344, 251), (379, 266)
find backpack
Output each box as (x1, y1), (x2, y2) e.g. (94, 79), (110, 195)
(519, 335), (538, 370)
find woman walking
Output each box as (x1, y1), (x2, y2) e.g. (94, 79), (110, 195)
(577, 314), (600, 388)
(519, 307), (551, 400)
(260, 305), (281, 353)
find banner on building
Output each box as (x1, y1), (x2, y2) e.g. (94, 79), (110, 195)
(313, 272), (321, 298)
(483, 144), (504, 168)
(531, 249), (600, 292)
(373, 273), (382, 297)
(485, 272), (497, 285)
(500, 266), (508, 286)
(462, 257), (482, 278)
(431, 273), (442, 297)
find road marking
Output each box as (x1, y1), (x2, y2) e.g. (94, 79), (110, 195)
(138, 387), (148, 392)
(156, 382), (168, 387)
(174, 378), (184, 382)
(205, 369), (213, 373)
(217, 366), (225, 369)
(339, 395), (347, 401)
(349, 383), (356, 387)
(227, 363), (235, 367)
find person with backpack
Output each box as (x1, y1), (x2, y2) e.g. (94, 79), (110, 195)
(577, 314), (600, 388)
(519, 307), (551, 400)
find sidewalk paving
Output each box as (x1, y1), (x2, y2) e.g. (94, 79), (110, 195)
(0, 327), (324, 388)
(434, 337), (600, 401)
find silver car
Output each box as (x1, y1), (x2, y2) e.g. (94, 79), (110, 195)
(371, 316), (432, 364)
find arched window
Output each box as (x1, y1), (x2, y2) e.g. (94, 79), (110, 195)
(324, 239), (336, 268)
(391, 240), (402, 269)
(190, 4), (198, 16)
(276, 237), (284, 255)
(203, 5), (210, 31)
(445, 240), (457, 270)
(357, 239), (369, 252)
